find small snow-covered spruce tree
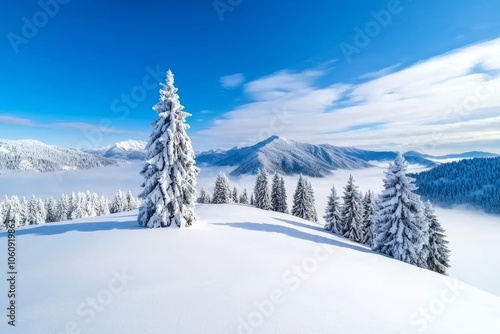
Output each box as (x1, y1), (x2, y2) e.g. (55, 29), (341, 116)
(304, 180), (318, 222)
(139, 70), (199, 228)
(239, 188), (249, 204)
(253, 168), (271, 210)
(250, 193), (254, 206)
(197, 187), (211, 204)
(340, 175), (364, 243)
(271, 172), (281, 212)
(271, 173), (288, 213)
(292, 176), (318, 222)
(361, 190), (376, 246)
(212, 172), (232, 204)
(232, 187), (239, 203)
(278, 177), (288, 213)
(372, 153), (429, 267)
(324, 185), (342, 234)
(423, 201), (450, 274)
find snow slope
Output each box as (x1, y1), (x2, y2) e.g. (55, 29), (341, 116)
(1, 205), (499, 334)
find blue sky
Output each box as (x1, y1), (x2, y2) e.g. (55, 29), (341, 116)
(1, 0), (499, 154)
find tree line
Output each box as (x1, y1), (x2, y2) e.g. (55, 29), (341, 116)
(0, 190), (140, 228)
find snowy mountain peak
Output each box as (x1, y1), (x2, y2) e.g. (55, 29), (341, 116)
(84, 140), (147, 160)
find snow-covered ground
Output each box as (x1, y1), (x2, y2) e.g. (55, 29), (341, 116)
(1, 163), (499, 297)
(1, 205), (499, 334)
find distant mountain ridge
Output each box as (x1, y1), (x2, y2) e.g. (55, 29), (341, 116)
(196, 136), (435, 177)
(84, 140), (147, 160)
(0, 139), (117, 172)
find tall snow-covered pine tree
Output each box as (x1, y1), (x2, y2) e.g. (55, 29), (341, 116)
(139, 70), (199, 228)
(372, 153), (429, 267)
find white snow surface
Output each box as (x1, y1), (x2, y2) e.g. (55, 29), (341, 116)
(1, 205), (500, 334)
(1, 164), (499, 297)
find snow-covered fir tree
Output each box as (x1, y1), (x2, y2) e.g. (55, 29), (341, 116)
(19, 196), (29, 226)
(197, 187), (211, 204)
(340, 175), (364, 243)
(232, 187), (239, 203)
(138, 70), (199, 228)
(85, 191), (97, 217)
(324, 185), (343, 234)
(239, 188), (249, 204)
(250, 193), (254, 206)
(304, 180), (318, 222)
(292, 176), (318, 222)
(111, 190), (126, 214)
(212, 172), (232, 204)
(423, 201), (450, 274)
(279, 177), (288, 213)
(361, 190), (376, 246)
(98, 196), (111, 216)
(28, 195), (46, 225)
(372, 153), (429, 267)
(254, 168), (272, 210)
(45, 197), (59, 223)
(271, 172), (288, 213)
(126, 190), (139, 210)
(58, 194), (70, 221)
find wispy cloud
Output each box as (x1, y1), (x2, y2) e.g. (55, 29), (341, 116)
(0, 115), (144, 136)
(220, 73), (246, 88)
(197, 37), (500, 154)
(358, 63), (402, 79)
(0, 115), (38, 127)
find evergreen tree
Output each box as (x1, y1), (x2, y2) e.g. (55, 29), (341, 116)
(98, 196), (111, 216)
(340, 175), (364, 243)
(372, 153), (429, 267)
(278, 177), (288, 213)
(304, 180), (318, 222)
(239, 188), (249, 205)
(139, 70), (199, 228)
(45, 197), (59, 223)
(28, 196), (46, 225)
(212, 172), (232, 204)
(126, 190), (139, 210)
(271, 172), (288, 213)
(361, 190), (376, 246)
(324, 185), (342, 234)
(271, 172), (281, 212)
(254, 168), (271, 210)
(423, 201), (450, 274)
(85, 191), (97, 217)
(292, 176), (317, 222)
(232, 187), (239, 203)
(58, 194), (70, 221)
(111, 190), (126, 213)
(250, 193), (254, 206)
(197, 187), (211, 204)
(19, 196), (29, 226)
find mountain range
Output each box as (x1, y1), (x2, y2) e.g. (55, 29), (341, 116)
(0, 139), (117, 172)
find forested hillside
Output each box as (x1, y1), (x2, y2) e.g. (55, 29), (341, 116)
(411, 157), (500, 214)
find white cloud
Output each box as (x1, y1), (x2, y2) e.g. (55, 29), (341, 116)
(0, 115), (144, 136)
(196, 38), (500, 154)
(220, 73), (246, 88)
